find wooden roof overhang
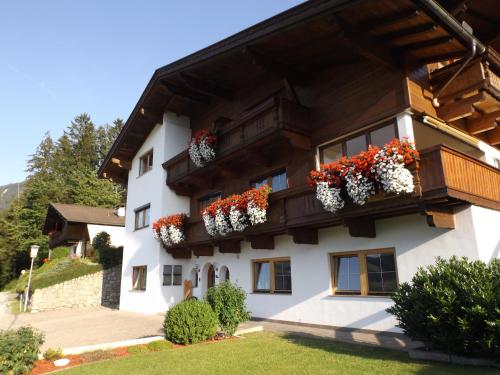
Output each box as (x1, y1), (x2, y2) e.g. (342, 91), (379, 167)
(99, 0), (488, 183)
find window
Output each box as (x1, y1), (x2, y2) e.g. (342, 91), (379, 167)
(198, 192), (221, 212)
(331, 249), (397, 296)
(134, 205), (150, 230)
(320, 122), (397, 163)
(163, 265), (182, 286)
(252, 170), (288, 192)
(132, 266), (147, 291)
(139, 149), (153, 176)
(253, 258), (291, 294)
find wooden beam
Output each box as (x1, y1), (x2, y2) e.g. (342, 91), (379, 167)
(140, 107), (163, 125)
(361, 9), (420, 31)
(190, 245), (214, 257)
(243, 46), (309, 86)
(438, 91), (485, 122)
(166, 247), (192, 259)
(245, 235), (275, 250)
(377, 23), (437, 42)
(334, 16), (397, 70)
(288, 228), (318, 245)
(419, 51), (466, 64)
(467, 110), (499, 134)
(111, 158), (131, 170)
(425, 210), (455, 229)
(344, 218), (376, 238)
(399, 36), (453, 52)
(159, 81), (210, 104)
(180, 73), (233, 100)
(216, 240), (241, 253)
(487, 127), (500, 145)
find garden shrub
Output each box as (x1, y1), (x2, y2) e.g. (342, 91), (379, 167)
(43, 347), (63, 361)
(147, 340), (173, 351)
(205, 281), (251, 336)
(92, 232), (123, 269)
(164, 299), (218, 345)
(387, 256), (499, 359)
(0, 326), (44, 375)
(50, 246), (70, 260)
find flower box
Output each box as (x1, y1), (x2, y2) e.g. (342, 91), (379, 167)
(153, 214), (188, 247)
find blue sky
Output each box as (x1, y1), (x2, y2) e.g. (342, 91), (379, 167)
(0, 0), (303, 185)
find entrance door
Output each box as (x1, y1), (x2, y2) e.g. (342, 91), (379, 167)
(207, 264), (215, 289)
(184, 280), (192, 300)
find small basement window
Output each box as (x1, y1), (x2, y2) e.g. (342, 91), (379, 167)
(331, 248), (397, 296)
(132, 266), (147, 291)
(253, 257), (291, 294)
(139, 149), (153, 176)
(134, 204), (150, 230)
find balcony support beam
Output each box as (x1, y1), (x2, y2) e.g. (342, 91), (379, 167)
(288, 228), (318, 245)
(344, 218), (376, 238)
(165, 246), (192, 259)
(245, 235), (275, 250)
(190, 245), (214, 257)
(216, 240), (241, 254)
(425, 209), (455, 229)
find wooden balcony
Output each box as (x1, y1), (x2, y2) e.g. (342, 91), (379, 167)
(163, 97), (310, 195)
(164, 144), (499, 258)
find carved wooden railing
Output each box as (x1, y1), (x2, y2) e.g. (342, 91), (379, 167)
(163, 97), (310, 193)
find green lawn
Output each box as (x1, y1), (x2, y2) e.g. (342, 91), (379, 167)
(60, 332), (497, 375)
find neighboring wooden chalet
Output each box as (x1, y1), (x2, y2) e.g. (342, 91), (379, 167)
(43, 203), (125, 258)
(98, 0), (499, 331)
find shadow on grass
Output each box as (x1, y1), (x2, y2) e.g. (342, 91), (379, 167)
(281, 332), (498, 375)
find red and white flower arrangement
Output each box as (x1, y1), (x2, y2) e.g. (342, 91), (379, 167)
(188, 128), (217, 167)
(152, 214), (187, 247)
(202, 185), (272, 236)
(308, 139), (418, 213)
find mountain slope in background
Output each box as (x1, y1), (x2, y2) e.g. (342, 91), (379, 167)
(0, 181), (25, 212)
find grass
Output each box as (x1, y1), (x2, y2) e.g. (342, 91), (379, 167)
(10, 258), (102, 293)
(59, 332), (497, 375)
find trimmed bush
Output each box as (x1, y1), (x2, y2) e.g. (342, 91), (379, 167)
(206, 281), (251, 336)
(0, 326), (44, 375)
(43, 347), (63, 361)
(387, 256), (499, 359)
(164, 299), (218, 345)
(92, 232), (123, 269)
(147, 340), (173, 351)
(50, 246), (70, 260)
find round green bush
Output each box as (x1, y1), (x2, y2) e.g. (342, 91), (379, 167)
(50, 247), (70, 260)
(164, 299), (218, 345)
(206, 281), (250, 336)
(387, 256), (499, 358)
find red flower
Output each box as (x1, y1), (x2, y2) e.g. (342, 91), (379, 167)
(152, 214), (187, 233)
(191, 128), (217, 146)
(42, 258), (49, 263)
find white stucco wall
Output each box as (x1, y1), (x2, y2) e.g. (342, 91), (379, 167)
(119, 112), (191, 314)
(87, 224), (125, 248)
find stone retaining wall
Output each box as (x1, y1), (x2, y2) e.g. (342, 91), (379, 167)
(30, 264), (122, 312)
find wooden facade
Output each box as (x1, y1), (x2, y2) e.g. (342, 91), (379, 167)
(99, 0), (500, 259)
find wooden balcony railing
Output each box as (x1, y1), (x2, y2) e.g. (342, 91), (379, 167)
(419, 144), (500, 210)
(164, 144), (499, 258)
(163, 97), (310, 195)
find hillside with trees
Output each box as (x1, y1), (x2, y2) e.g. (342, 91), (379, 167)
(0, 181), (25, 212)
(0, 114), (125, 289)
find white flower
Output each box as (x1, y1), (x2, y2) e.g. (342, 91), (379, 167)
(188, 141), (205, 167)
(215, 209), (233, 236)
(345, 169), (374, 206)
(199, 137), (216, 162)
(202, 213), (217, 236)
(229, 206), (249, 232)
(153, 229), (161, 241)
(160, 225), (172, 247)
(373, 148), (414, 195)
(316, 181), (344, 212)
(168, 225), (185, 245)
(248, 201), (267, 225)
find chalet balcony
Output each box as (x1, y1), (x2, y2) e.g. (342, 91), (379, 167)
(164, 144), (500, 258)
(162, 97), (310, 195)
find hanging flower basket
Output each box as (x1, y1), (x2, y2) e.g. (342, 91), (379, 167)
(202, 185), (272, 236)
(188, 128), (217, 167)
(308, 139), (418, 213)
(152, 214), (188, 247)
